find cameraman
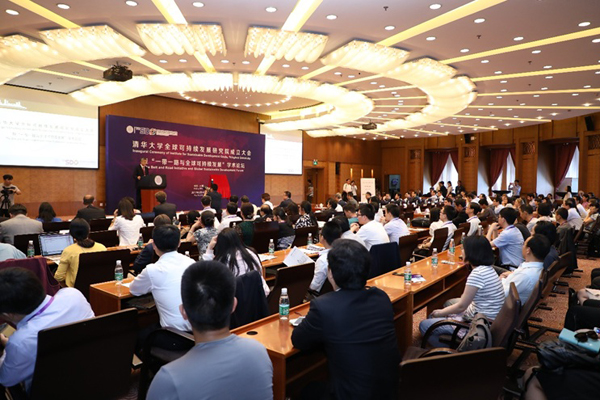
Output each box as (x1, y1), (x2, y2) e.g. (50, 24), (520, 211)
(1, 175), (21, 218)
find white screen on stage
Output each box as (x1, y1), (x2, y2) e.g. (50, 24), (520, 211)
(0, 86), (99, 169)
(263, 130), (303, 175)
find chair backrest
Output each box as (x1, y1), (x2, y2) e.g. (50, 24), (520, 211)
(89, 218), (111, 231)
(14, 233), (41, 255)
(368, 242), (400, 278)
(29, 309), (138, 400)
(140, 225), (154, 243)
(490, 282), (521, 349)
(399, 348), (506, 400)
(428, 227), (448, 256)
(250, 221), (279, 253)
(516, 279), (543, 330)
(453, 227), (466, 243)
(177, 241), (198, 260)
(291, 225), (319, 248)
(75, 249), (131, 299)
(178, 213), (188, 226)
(459, 222), (470, 231)
(231, 271), (269, 329)
(42, 221), (71, 232)
(542, 252), (570, 297)
(0, 257), (60, 295)
(267, 262), (315, 315)
(89, 230), (119, 248)
(398, 233), (418, 265)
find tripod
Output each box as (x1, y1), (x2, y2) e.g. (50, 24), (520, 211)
(0, 192), (11, 218)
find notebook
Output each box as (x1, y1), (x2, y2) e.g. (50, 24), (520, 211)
(39, 233), (74, 263)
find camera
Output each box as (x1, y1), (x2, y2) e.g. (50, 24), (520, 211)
(1, 186), (15, 198)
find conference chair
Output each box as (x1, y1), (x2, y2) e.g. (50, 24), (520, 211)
(89, 229), (119, 248)
(42, 221), (71, 232)
(230, 270), (269, 329)
(412, 227), (448, 260)
(178, 213), (188, 226)
(0, 257), (60, 295)
(399, 348), (506, 400)
(177, 241), (198, 260)
(89, 218), (111, 231)
(291, 225), (319, 248)
(13, 233), (41, 255)
(368, 242), (400, 279)
(251, 221), (279, 253)
(74, 248), (131, 299)
(140, 226), (154, 243)
(8, 309), (138, 400)
(267, 262), (315, 315)
(398, 233), (418, 265)
(452, 226), (467, 243)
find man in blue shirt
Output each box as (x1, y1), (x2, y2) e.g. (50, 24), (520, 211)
(487, 207), (524, 272)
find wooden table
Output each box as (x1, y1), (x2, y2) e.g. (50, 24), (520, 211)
(88, 278), (136, 316)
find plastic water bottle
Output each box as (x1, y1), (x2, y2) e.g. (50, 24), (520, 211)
(268, 239), (275, 255)
(404, 262), (412, 286)
(279, 288), (290, 320)
(172, 215), (179, 226)
(449, 238), (455, 256)
(137, 233), (144, 249)
(407, 218), (411, 227)
(307, 233), (312, 246)
(185, 251), (190, 258)
(114, 260), (123, 286)
(432, 248), (438, 269)
(477, 225), (483, 236)
(27, 240), (34, 258)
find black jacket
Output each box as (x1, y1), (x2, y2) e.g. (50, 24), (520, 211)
(153, 202), (177, 220)
(74, 205), (106, 222)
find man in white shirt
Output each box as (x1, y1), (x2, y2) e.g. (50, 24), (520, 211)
(487, 208), (525, 270)
(199, 195), (220, 228)
(342, 178), (352, 195)
(465, 202), (481, 236)
(382, 204), (410, 244)
(500, 234), (550, 304)
(508, 180), (521, 197)
(261, 193), (274, 210)
(217, 202), (242, 232)
(308, 221), (342, 295)
(563, 198), (583, 230)
(130, 225), (195, 332)
(350, 204), (389, 250)
(520, 205), (538, 233)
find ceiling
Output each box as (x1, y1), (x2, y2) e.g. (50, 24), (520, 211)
(1, 0), (599, 140)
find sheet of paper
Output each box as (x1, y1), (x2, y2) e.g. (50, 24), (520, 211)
(259, 254), (277, 262)
(283, 247), (313, 267)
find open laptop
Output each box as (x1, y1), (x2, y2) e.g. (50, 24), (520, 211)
(39, 233), (74, 263)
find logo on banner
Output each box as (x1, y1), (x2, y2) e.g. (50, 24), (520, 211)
(154, 175), (163, 186)
(125, 125), (178, 137)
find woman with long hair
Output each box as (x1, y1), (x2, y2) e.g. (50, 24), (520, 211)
(236, 203), (255, 246)
(54, 218), (107, 287)
(203, 228), (269, 295)
(36, 202), (62, 223)
(294, 201), (317, 229)
(109, 197), (146, 246)
(273, 206), (295, 249)
(186, 210), (217, 254)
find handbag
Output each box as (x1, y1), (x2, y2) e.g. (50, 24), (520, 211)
(536, 340), (600, 374)
(456, 313), (492, 352)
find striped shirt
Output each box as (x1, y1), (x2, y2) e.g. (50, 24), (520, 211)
(464, 265), (505, 320)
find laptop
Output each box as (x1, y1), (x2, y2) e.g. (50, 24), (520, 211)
(39, 233), (74, 263)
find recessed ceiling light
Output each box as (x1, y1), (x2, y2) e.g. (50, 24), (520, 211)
(494, 71), (502, 74)
(362, 138), (366, 141)
(221, 59), (229, 63)
(125, 0), (137, 6)
(192, 2), (204, 7)
(584, 103), (592, 107)
(391, 91), (397, 94)
(370, 81), (377, 85)
(488, 103), (494, 106)
(474, 18), (485, 23)
(57, 3), (70, 9)
(326, 14), (337, 20)
(496, 96), (503, 99)
(508, 109), (513, 111)
(500, 80), (507, 83)
(500, 89), (507, 92)
(5, 9), (19, 15)
(545, 76), (553, 79)
(379, 85), (385, 88)
(481, 59), (489, 63)
(541, 87), (548, 90)
(572, 93), (579, 96)
(584, 85), (591, 88)
(347, 74), (355, 77)
(334, 71), (342, 75)
(242, 60), (250, 65)
(537, 109), (543, 111)
(179, 59), (187, 62)
(579, 22), (591, 27)
(531, 50), (541, 54)
(552, 103), (558, 106)
(543, 65), (552, 69)
(430, 4), (442, 10)
(533, 94), (539, 97)
(426, 36), (436, 41)
(596, 71), (600, 74)
(282, 64), (290, 68)
(551, 113), (558, 116)
(513, 36), (524, 41)
(266, 6), (277, 12)
(385, 25), (396, 31)
(383, 114), (388, 117)
(301, 66), (309, 70)
(159, 59), (167, 63)
(460, 48), (470, 53)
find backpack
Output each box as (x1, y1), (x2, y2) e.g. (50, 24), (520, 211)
(456, 313), (492, 352)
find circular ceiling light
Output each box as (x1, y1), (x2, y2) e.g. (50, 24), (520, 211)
(531, 50), (541, 54)
(125, 0), (137, 6)
(158, 59), (167, 63)
(5, 9), (19, 15)
(334, 71), (342, 75)
(242, 60), (250, 65)
(583, 85), (591, 88)
(326, 14), (337, 20)
(266, 6), (277, 13)
(426, 36), (436, 41)
(347, 74), (355, 78)
(282, 64), (290, 68)
(221, 59), (229, 63)
(301, 66), (309, 70)
(543, 65), (552, 69)
(430, 4), (442, 10)
(192, 2), (204, 7)
(579, 22), (591, 27)
(57, 3), (70, 9)
(385, 25), (395, 31)
(474, 18), (485, 23)
(481, 59), (489, 63)
(513, 36), (524, 41)
(592, 38), (600, 43)
(495, 71), (502, 74)
(460, 48), (469, 53)
(179, 58), (187, 62)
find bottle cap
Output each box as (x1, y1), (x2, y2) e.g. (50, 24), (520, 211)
(433, 248), (437, 252)
(28, 240), (33, 244)
(281, 288), (288, 295)
(406, 261), (410, 266)
(116, 260), (121, 265)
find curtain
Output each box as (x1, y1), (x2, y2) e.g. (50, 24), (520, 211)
(508, 147), (516, 165)
(489, 148), (510, 188)
(449, 149), (459, 171)
(431, 151), (450, 184)
(553, 143), (577, 188)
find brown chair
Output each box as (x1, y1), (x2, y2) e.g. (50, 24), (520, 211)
(89, 218), (111, 231)
(42, 221), (71, 232)
(89, 230), (119, 248)
(140, 226), (154, 243)
(74, 249), (132, 299)
(453, 226), (467, 243)
(267, 262), (315, 315)
(291, 225), (319, 248)
(177, 241), (198, 260)
(368, 242), (400, 279)
(399, 348), (506, 400)
(14, 233), (41, 255)
(398, 233), (418, 265)
(413, 227), (448, 260)
(0, 257), (60, 295)
(251, 221), (279, 253)
(11, 309), (138, 400)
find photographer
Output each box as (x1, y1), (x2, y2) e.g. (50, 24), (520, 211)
(1, 175), (21, 218)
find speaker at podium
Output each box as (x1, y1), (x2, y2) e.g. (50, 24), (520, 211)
(138, 174), (167, 213)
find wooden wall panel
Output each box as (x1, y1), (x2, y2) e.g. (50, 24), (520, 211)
(264, 174), (304, 206)
(552, 118), (578, 139)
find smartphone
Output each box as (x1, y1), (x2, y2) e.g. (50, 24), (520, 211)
(0, 323), (7, 334)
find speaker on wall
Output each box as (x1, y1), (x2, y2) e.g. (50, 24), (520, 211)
(465, 134), (472, 144)
(585, 116), (595, 132)
(335, 162), (340, 175)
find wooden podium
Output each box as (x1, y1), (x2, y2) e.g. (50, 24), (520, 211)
(138, 174), (167, 213)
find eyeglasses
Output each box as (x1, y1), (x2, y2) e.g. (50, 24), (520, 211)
(575, 330), (598, 342)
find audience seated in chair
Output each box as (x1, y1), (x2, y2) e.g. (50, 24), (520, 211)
(307, 221), (342, 298)
(381, 204), (410, 244)
(133, 214), (173, 275)
(486, 207), (525, 271)
(0, 204), (43, 245)
(350, 203), (389, 250)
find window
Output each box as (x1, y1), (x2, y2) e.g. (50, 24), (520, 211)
(439, 155), (459, 187)
(492, 152), (515, 190)
(562, 146), (579, 192)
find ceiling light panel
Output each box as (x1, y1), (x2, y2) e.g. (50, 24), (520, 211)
(0, 35), (67, 84)
(137, 24), (226, 56)
(244, 27), (327, 63)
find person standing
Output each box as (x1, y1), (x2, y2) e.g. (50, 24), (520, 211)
(206, 183), (222, 212)
(508, 180), (521, 197)
(307, 179), (314, 203)
(350, 180), (358, 198)
(133, 158), (150, 209)
(1, 174), (21, 218)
